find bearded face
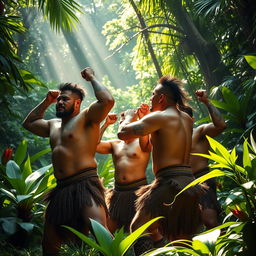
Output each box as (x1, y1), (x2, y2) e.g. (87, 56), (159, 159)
(55, 90), (77, 118)
(56, 103), (75, 118)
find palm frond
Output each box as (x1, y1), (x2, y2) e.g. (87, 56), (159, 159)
(37, 0), (82, 31)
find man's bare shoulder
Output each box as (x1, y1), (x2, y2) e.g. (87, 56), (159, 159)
(48, 118), (61, 125)
(144, 110), (165, 121)
(106, 139), (121, 144)
(193, 124), (209, 140)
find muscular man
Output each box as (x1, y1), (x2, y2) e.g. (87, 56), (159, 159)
(96, 107), (150, 233)
(188, 89), (227, 229)
(118, 75), (203, 255)
(22, 67), (114, 255)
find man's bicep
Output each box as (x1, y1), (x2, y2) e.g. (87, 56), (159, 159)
(201, 123), (223, 137)
(87, 101), (113, 123)
(129, 117), (160, 136)
(24, 119), (50, 137)
(96, 141), (112, 154)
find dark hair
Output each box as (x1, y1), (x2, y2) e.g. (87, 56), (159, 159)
(179, 105), (193, 117)
(157, 75), (190, 107)
(58, 83), (86, 101)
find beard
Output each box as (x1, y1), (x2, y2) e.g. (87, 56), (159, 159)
(56, 104), (74, 118)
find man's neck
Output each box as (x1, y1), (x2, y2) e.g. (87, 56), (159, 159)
(61, 111), (79, 125)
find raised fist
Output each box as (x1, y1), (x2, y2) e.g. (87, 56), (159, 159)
(81, 67), (95, 81)
(137, 103), (150, 119)
(46, 90), (60, 103)
(195, 89), (209, 104)
(106, 113), (118, 125)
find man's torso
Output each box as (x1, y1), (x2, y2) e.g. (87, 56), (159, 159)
(49, 111), (99, 179)
(111, 139), (149, 183)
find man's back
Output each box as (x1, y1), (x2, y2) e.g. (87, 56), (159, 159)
(190, 125), (211, 173)
(147, 107), (193, 173)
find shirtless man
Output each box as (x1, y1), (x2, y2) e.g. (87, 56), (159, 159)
(188, 89), (227, 229)
(96, 106), (150, 233)
(118, 75), (203, 255)
(22, 67), (114, 255)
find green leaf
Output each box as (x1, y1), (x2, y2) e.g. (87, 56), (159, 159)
(1, 217), (17, 235)
(207, 136), (231, 162)
(143, 247), (179, 256)
(244, 55), (256, 70)
(208, 152), (232, 167)
(192, 240), (210, 254)
(173, 169), (226, 200)
(22, 155), (32, 179)
(117, 217), (163, 256)
(0, 188), (17, 203)
(14, 140), (27, 165)
(199, 222), (240, 235)
(25, 164), (52, 193)
(16, 194), (32, 202)
(225, 191), (244, 206)
(193, 229), (220, 253)
(250, 131), (256, 153)
(31, 170), (54, 196)
(30, 147), (51, 163)
(63, 225), (108, 255)
(90, 218), (113, 253)
(230, 147), (237, 164)
(243, 139), (251, 169)
(221, 87), (240, 114)
(6, 160), (22, 179)
(18, 222), (34, 232)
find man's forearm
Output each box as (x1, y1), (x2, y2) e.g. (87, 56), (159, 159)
(205, 102), (226, 128)
(99, 122), (109, 142)
(23, 98), (51, 126)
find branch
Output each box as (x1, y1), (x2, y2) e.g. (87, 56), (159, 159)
(105, 23), (184, 60)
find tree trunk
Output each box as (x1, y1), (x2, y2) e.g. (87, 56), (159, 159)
(129, 0), (163, 78)
(167, 0), (230, 90)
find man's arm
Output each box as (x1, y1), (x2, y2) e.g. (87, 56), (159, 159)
(118, 110), (162, 140)
(22, 90), (59, 137)
(81, 67), (114, 123)
(196, 90), (227, 137)
(96, 114), (117, 154)
(137, 104), (152, 152)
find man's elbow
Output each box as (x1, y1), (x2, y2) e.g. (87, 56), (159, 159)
(117, 131), (126, 140)
(220, 121), (227, 131)
(103, 97), (115, 110)
(22, 120), (29, 130)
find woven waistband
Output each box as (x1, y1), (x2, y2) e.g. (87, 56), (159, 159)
(114, 177), (147, 191)
(156, 165), (193, 179)
(56, 167), (98, 188)
(194, 167), (210, 178)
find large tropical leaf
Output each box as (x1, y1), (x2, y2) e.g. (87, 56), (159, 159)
(63, 225), (108, 255)
(244, 55), (256, 70)
(25, 164), (52, 193)
(13, 140), (27, 166)
(30, 147), (51, 163)
(37, 0), (82, 31)
(116, 217), (163, 256)
(171, 169), (226, 205)
(90, 218), (113, 253)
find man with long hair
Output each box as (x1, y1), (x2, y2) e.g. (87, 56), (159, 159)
(118, 75), (203, 255)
